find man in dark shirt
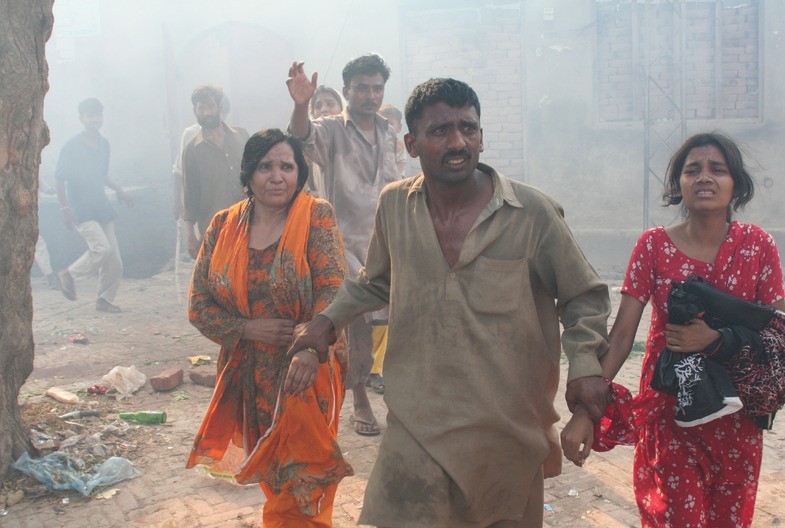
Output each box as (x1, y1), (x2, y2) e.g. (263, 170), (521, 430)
(181, 85), (249, 258)
(56, 97), (132, 312)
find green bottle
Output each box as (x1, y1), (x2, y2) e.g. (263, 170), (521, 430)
(118, 411), (167, 424)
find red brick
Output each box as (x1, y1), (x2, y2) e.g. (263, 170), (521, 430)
(189, 366), (216, 387)
(149, 368), (183, 391)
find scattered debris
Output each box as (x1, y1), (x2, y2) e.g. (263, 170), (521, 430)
(94, 488), (118, 499)
(6, 490), (24, 507)
(3, 396), (160, 511)
(45, 387), (79, 405)
(59, 410), (100, 420)
(30, 429), (59, 450)
(68, 333), (90, 345)
(188, 355), (211, 366)
(14, 444), (141, 496)
(101, 366), (146, 399)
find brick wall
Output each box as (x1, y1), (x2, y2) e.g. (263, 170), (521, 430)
(399, 4), (525, 179)
(596, 1), (760, 123)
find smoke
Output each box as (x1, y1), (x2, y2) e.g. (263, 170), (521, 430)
(39, 0), (785, 275)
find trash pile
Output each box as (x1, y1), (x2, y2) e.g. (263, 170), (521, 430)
(13, 452), (140, 497)
(4, 364), (168, 513)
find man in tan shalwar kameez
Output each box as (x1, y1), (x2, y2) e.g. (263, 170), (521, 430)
(286, 78), (611, 527)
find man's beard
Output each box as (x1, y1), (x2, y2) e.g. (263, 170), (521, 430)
(197, 114), (221, 129)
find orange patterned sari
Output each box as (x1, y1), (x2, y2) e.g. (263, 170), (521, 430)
(186, 192), (352, 526)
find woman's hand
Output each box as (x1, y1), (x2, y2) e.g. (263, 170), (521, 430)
(242, 318), (296, 346)
(665, 318), (720, 353)
(284, 349), (320, 395)
(561, 406), (595, 467)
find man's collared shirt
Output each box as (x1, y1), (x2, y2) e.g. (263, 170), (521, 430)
(182, 123), (249, 236)
(294, 108), (400, 277)
(321, 164), (610, 525)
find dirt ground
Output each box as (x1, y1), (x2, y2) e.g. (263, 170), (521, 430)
(2, 264), (784, 527)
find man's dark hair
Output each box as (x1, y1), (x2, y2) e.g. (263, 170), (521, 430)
(78, 97), (103, 116)
(191, 85), (223, 108)
(663, 131), (754, 219)
(405, 78), (481, 134)
(239, 129), (309, 202)
(342, 54), (390, 87)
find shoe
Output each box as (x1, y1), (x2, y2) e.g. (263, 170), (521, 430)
(96, 298), (121, 313)
(46, 273), (61, 290)
(349, 414), (381, 436)
(58, 270), (76, 301)
(366, 373), (385, 394)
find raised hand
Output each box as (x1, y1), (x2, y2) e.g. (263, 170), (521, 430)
(286, 61), (318, 107)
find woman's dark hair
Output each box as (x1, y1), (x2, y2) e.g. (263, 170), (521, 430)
(663, 132), (754, 218)
(239, 129), (309, 202)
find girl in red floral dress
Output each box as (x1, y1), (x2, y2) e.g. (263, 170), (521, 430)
(563, 132), (785, 527)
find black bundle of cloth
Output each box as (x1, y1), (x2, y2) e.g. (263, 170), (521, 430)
(651, 275), (785, 429)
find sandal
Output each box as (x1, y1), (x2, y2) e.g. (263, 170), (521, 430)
(349, 414), (381, 436)
(366, 373), (385, 394)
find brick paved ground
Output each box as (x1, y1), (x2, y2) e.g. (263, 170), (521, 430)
(3, 268), (784, 527)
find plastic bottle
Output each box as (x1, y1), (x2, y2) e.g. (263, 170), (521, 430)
(118, 411), (167, 424)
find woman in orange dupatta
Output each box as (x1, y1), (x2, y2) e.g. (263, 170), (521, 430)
(186, 129), (353, 527)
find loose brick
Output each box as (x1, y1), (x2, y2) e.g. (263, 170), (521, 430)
(189, 366), (216, 387)
(149, 368), (183, 391)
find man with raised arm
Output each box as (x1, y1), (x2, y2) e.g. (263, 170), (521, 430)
(287, 54), (401, 436)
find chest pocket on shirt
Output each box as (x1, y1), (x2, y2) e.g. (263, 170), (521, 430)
(466, 255), (526, 315)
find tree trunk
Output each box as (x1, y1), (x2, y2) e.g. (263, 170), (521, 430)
(0, 0), (54, 483)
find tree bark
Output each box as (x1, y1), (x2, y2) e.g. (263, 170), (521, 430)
(0, 0), (54, 482)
